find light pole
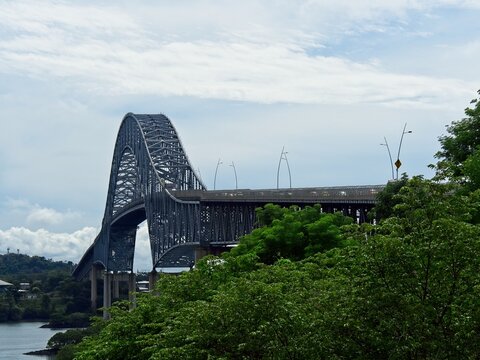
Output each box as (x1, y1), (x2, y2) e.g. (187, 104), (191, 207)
(395, 123), (412, 180)
(229, 162), (238, 189)
(214, 158), (222, 190)
(380, 136), (395, 180)
(276, 146), (292, 189)
(284, 151), (292, 189)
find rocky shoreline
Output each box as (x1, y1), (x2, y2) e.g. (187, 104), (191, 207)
(24, 348), (57, 356)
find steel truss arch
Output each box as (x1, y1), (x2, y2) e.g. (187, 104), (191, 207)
(75, 114), (205, 278)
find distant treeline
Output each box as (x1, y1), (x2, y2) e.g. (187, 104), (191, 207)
(0, 253), (91, 325)
(0, 253), (74, 277)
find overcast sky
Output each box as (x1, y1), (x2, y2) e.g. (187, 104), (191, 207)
(1, 0), (479, 271)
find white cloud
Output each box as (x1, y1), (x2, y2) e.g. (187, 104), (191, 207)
(4, 198), (81, 227)
(0, 226), (97, 263)
(0, 1), (143, 37)
(26, 207), (76, 226)
(0, 31), (472, 107)
(133, 222), (152, 271)
(0, 0), (476, 107)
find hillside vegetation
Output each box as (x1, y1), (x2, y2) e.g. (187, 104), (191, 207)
(0, 253), (73, 276)
(0, 253), (90, 324)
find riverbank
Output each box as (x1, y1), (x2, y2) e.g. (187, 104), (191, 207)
(24, 348), (57, 356)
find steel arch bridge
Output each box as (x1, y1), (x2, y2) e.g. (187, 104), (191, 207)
(73, 113), (384, 312)
(74, 113), (206, 280)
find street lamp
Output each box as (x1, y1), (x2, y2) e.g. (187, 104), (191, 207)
(276, 146), (292, 189)
(395, 123), (412, 180)
(229, 162), (238, 189)
(214, 158), (222, 190)
(380, 136), (395, 180)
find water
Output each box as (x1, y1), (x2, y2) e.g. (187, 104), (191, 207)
(0, 322), (62, 359)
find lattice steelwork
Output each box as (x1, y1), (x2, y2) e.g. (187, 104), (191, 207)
(200, 203), (257, 246)
(74, 113), (205, 278)
(112, 149), (141, 216)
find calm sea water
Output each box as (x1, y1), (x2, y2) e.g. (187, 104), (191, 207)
(0, 322), (63, 359)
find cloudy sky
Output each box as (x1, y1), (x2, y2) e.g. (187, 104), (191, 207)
(0, 0), (479, 270)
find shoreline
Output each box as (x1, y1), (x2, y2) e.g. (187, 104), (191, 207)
(24, 348), (58, 356)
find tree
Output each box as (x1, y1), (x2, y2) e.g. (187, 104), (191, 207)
(229, 204), (352, 264)
(41, 294), (51, 312)
(371, 173), (408, 220)
(327, 177), (480, 358)
(433, 89), (480, 186)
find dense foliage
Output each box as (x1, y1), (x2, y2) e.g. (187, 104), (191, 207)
(66, 90), (480, 359)
(0, 253), (91, 323)
(69, 181), (480, 359)
(433, 90), (480, 188)
(370, 173), (408, 220)
(230, 204), (352, 263)
(0, 253), (74, 275)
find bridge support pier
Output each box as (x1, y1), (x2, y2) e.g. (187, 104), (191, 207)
(90, 265), (99, 312)
(103, 271), (112, 319)
(195, 246), (231, 263)
(128, 273), (136, 303)
(113, 277), (120, 299)
(148, 270), (158, 291)
(195, 247), (209, 262)
(101, 272), (136, 318)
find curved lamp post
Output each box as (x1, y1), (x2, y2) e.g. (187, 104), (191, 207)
(276, 146), (292, 189)
(229, 162), (238, 189)
(395, 123), (412, 180)
(380, 136), (395, 180)
(284, 152), (292, 189)
(213, 158), (222, 190)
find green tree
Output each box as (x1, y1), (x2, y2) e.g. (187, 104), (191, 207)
(40, 294), (51, 312)
(371, 173), (408, 220)
(324, 178), (480, 358)
(433, 90), (480, 187)
(463, 149), (480, 191)
(229, 204), (352, 264)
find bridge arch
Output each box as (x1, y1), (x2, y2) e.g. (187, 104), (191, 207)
(75, 114), (205, 279)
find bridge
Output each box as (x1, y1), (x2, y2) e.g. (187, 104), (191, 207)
(73, 113), (385, 314)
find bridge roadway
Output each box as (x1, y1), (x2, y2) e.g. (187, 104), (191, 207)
(172, 185), (383, 204)
(170, 184), (383, 253)
(99, 184), (383, 273)
(111, 184), (383, 223)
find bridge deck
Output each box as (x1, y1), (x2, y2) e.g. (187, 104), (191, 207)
(173, 185), (384, 204)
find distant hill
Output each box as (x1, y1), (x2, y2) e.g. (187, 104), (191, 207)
(0, 253), (74, 276)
